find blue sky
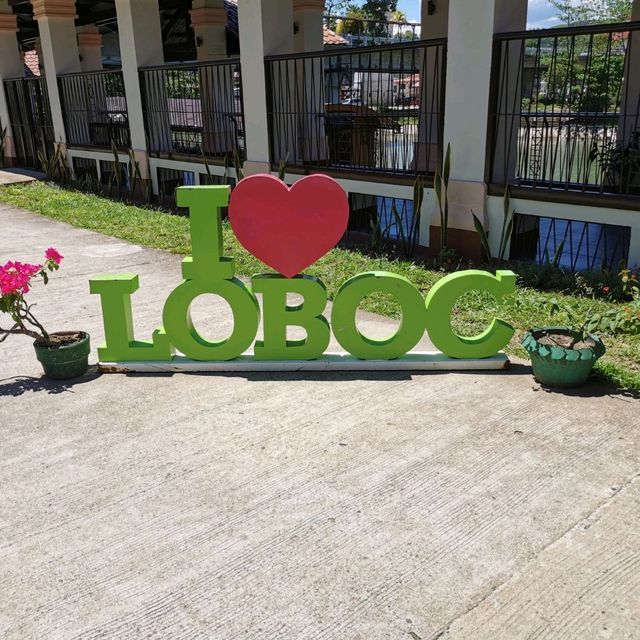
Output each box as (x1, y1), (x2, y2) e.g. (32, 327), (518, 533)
(395, 0), (562, 29)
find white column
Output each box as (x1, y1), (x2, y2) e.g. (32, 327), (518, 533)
(443, 0), (493, 183)
(32, 0), (81, 145)
(294, 0), (323, 52)
(293, 0), (326, 164)
(434, 0), (526, 255)
(618, 0), (640, 146)
(78, 25), (103, 71)
(0, 4), (23, 165)
(191, 0), (236, 158)
(238, 0), (294, 174)
(191, 0), (227, 61)
(421, 0), (449, 39)
(114, 0), (166, 171)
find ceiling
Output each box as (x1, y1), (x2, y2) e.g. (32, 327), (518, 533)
(7, 0), (224, 62)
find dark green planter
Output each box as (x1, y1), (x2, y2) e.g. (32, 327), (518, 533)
(522, 327), (605, 388)
(34, 332), (90, 380)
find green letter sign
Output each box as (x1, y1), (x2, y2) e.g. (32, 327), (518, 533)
(89, 273), (171, 362)
(425, 270), (517, 359)
(252, 275), (330, 360)
(90, 183), (517, 369)
(331, 272), (426, 360)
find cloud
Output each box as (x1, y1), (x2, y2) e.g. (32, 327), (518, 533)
(528, 16), (563, 29)
(527, 0), (563, 29)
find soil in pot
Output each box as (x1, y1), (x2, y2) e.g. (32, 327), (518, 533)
(536, 332), (596, 351)
(36, 331), (86, 349)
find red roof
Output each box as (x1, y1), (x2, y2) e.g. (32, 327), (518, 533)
(324, 27), (347, 46)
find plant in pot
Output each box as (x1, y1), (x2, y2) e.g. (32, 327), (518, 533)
(521, 298), (605, 388)
(598, 135), (640, 196)
(0, 249), (91, 379)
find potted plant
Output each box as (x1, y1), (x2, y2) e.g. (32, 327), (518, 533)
(0, 249), (90, 379)
(522, 298), (606, 388)
(598, 136), (640, 195)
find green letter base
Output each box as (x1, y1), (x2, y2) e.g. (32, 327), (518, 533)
(98, 351), (509, 373)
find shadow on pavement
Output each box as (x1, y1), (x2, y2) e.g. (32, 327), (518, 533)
(536, 380), (640, 401)
(132, 365), (637, 400)
(180, 365), (535, 383)
(27, 363), (634, 401)
(0, 368), (101, 397)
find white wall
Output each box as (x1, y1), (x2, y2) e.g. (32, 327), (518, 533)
(486, 196), (640, 268)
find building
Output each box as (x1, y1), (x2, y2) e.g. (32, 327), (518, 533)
(0, 0), (639, 269)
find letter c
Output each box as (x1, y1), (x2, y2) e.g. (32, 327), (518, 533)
(425, 270), (516, 359)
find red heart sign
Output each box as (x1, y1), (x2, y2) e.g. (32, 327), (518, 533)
(228, 174), (349, 278)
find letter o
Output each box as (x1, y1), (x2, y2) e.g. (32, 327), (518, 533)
(163, 278), (259, 361)
(331, 272), (426, 360)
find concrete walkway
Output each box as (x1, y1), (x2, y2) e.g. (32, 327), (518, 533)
(0, 169), (41, 186)
(1, 202), (639, 640)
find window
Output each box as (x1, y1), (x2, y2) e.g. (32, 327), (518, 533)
(510, 214), (631, 271)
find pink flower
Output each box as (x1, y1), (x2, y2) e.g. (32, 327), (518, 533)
(0, 261), (42, 295)
(45, 247), (63, 265)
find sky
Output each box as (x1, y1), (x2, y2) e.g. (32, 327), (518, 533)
(395, 0), (562, 29)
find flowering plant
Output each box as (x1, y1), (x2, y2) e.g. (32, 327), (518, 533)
(0, 248), (64, 346)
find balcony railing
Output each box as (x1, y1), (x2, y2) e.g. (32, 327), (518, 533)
(488, 21), (640, 200)
(139, 59), (245, 161)
(265, 39), (446, 179)
(58, 69), (130, 149)
(3, 77), (54, 170)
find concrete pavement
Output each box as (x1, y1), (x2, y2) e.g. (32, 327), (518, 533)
(1, 202), (639, 639)
(0, 169), (40, 186)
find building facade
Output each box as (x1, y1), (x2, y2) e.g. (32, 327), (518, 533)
(0, 0), (639, 269)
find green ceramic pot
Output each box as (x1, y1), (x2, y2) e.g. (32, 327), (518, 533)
(34, 332), (90, 380)
(521, 327), (605, 388)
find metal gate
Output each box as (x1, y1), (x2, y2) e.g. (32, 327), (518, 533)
(3, 77), (54, 169)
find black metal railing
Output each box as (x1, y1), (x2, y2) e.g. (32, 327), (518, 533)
(58, 69), (130, 149)
(3, 76), (54, 169)
(323, 15), (421, 47)
(139, 59), (245, 161)
(510, 213), (630, 271)
(265, 39), (446, 178)
(489, 21), (640, 198)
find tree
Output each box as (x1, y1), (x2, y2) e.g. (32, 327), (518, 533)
(550, 0), (632, 25)
(327, 1), (401, 37)
(324, 0), (353, 16)
(540, 0), (632, 112)
(339, 4), (367, 35)
(361, 0), (398, 21)
(324, 0), (398, 19)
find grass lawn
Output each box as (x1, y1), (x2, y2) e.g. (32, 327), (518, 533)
(1, 181), (639, 390)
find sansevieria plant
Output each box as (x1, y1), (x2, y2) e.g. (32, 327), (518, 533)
(0, 125), (7, 169)
(472, 186), (515, 265)
(434, 143), (451, 251)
